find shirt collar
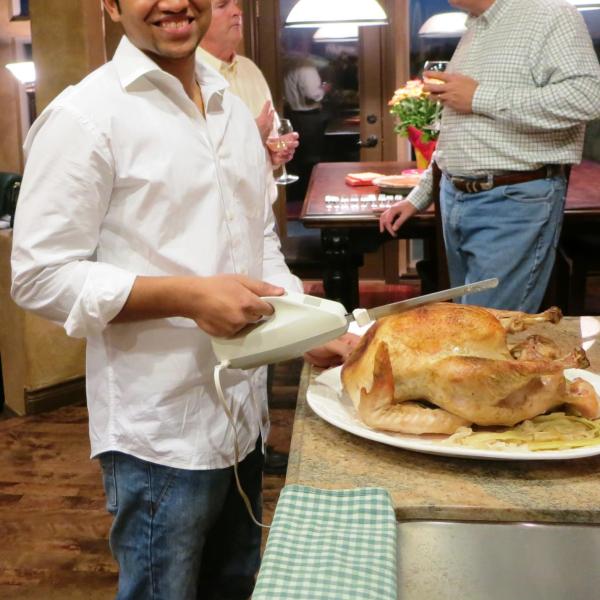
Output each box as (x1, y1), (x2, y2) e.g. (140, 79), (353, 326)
(112, 35), (230, 111)
(196, 46), (238, 76)
(113, 35), (164, 88)
(466, 0), (509, 29)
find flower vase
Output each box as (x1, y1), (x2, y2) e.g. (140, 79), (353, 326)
(407, 125), (437, 170)
(414, 149), (430, 171)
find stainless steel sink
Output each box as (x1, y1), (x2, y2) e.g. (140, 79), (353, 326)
(397, 521), (600, 600)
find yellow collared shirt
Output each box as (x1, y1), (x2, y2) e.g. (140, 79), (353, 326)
(197, 46), (273, 119)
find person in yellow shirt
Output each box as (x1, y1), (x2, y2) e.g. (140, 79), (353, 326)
(198, 0), (298, 157)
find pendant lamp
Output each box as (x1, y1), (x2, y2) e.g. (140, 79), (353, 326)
(313, 24), (359, 42)
(5, 61), (36, 90)
(418, 12), (467, 38)
(285, 0), (388, 28)
(566, 0), (600, 8)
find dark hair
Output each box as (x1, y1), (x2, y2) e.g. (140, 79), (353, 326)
(115, 0), (121, 11)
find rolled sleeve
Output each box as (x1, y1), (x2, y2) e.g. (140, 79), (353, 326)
(407, 164), (434, 212)
(11, 103), (137, 338)
(64, 263), (136, 338)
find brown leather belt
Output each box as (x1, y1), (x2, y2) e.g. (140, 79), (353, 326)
(447, 165), (566, 194)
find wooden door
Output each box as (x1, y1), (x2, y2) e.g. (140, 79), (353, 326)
(248, 0), (412, 278)
(358, 0), (410, 162)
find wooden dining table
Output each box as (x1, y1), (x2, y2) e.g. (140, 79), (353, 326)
(299, 160), (600, 311)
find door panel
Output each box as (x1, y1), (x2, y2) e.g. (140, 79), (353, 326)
(358, 26), (384, 162)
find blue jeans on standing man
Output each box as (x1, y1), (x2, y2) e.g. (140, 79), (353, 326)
(440, 174), (567, 312)
(98, 438), (264, 600)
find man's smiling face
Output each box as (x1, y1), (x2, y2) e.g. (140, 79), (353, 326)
(104, 0), (212, 63)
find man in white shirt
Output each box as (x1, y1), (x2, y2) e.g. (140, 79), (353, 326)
(197, 0), (298, 476)
(10, 1), (355, 598)
(282, 33), (330, 202)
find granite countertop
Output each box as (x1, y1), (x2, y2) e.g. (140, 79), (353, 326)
(286, 316), (600, 524)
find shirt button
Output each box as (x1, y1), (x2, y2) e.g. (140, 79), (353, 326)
(226, 211), (234, 221)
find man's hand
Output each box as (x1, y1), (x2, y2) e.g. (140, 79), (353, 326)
(111, 274), (284, 337)
(423, 71), (478, 114)
(185, 274), (284, 337)
(256, 101), (275, 144)
(269, 132), (299, 168)
(378, 200), (418, 237)
(304, 333), (360, 369)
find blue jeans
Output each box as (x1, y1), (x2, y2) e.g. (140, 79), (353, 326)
(440, 174), (567, 312)
(98, 440), (263, 600)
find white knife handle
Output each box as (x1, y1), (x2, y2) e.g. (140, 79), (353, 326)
(352, 307), (372, 327)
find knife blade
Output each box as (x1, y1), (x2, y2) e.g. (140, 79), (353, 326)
(348, 277), (499, 326)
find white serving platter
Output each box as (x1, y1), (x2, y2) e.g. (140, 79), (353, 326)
(306, 366), (600, 461)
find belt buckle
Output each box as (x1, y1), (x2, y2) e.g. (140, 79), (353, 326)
(460, 174), (494, 193)
(450, 174), (494, 194)
(476, 174), (494, 192)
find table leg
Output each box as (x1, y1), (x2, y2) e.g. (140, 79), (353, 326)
(321, 228), (361, 310)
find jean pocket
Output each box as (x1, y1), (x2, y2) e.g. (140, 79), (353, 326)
(150, 463), (179, 512)
(98, 453), (118, 514)
(502, 178), (555, 203)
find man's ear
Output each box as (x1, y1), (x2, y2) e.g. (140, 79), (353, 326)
(103, 0), (122, 22)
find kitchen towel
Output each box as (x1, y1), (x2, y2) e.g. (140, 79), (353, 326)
(253, 484), (397, 600)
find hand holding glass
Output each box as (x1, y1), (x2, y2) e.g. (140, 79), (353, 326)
(423, 60), (449, 131)
(268, 119), (299, 185)
(423, 60), (449, 85)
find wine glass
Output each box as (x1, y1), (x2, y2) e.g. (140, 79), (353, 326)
(423, 60), (449, 132)
(423, 60), (449, 84)
(267, 118), (299, 185)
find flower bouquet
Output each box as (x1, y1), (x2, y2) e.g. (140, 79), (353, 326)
(388, 79), (441, 169)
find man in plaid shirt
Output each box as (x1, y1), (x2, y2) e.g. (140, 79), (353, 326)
(380, 0), (600, 312)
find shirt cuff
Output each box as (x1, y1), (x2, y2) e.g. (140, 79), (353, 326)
(472, 84), (500, 116)
(407, 184), (432, 212)
(64, 263), (137, 338)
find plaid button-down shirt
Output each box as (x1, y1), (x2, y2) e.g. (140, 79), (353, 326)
(408, 0), (600, 211)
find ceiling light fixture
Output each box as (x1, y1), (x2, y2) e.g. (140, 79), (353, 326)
(566, 0), (600, 9)
(285, 0), (388, 28)
(418, 12), (467, 38)
(313, 24), (359, 42)
(5, 61), (35, 90)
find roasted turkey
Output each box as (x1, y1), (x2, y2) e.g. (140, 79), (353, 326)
(341, 303), (599, 435)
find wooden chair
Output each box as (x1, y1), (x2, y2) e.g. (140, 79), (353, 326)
(559, 231), (600, 315)
(556, 121), (600, 315)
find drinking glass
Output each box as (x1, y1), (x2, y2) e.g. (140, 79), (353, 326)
(267, 118), (299, 185)
(423, 60), (449, 132)
(423, 60), (449, 84)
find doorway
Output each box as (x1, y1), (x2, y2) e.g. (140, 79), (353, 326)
(248, 0), (410, 280)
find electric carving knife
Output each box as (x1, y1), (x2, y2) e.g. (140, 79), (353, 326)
(211, 278), (499, 370)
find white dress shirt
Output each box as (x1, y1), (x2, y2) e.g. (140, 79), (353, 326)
(11, 36), (302, 470)
(283, 54), (325, 111)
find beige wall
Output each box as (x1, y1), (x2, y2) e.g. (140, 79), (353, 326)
(30, 0), (106, 113)
(0, 1), (108, 414)
(0, 0), (31, 173)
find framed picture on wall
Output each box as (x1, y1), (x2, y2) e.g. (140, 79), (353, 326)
(10, 0), (29, 20)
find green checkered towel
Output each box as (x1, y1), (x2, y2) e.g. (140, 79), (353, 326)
(253, 485), (397, 600)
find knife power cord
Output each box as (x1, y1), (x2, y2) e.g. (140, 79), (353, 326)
(213, 361), (271, 530)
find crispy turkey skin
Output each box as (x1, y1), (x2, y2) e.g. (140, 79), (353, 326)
(341, 303), (599, 435)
